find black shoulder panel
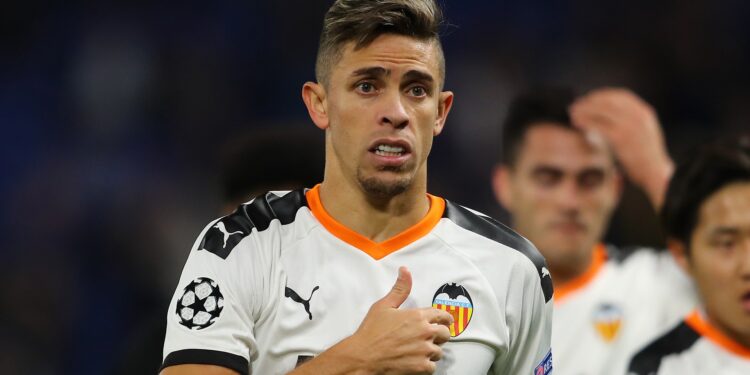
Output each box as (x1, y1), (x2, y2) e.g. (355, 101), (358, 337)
(627, 321), (700, 375)
(442, 200), (554, 302)
(197, 190), (308, 259)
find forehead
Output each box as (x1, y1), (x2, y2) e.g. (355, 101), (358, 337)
(515, 122), (615, 171)
(696, 182), (750, 230)
(333, 34), (441, 81)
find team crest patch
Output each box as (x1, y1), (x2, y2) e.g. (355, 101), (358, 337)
(534, 350), (553, 375)
(175, 277), (225, 330)
(432, 283), (473, 337)
(593, 303), (623, 342)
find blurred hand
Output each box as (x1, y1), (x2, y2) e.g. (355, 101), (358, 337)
(569, 87), (674, 209)
(293, 267), (453, 375)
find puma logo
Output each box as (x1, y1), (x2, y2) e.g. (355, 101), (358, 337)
(213, 222), (243, 248)
(285, 285), (319, 320)
(541, 267), (551, 278)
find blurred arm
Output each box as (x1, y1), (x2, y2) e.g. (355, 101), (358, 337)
(569, 87), (673, 210)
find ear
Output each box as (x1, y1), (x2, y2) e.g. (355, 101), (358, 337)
(667, 238), (692, 276)
(433, 91), (454, 136)
(302, 82), (329, 130)
(492, 165), (514, 211)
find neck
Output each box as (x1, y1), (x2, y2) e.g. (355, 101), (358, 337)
(318, 174), (430, 243)
(549, 244), (602, 287)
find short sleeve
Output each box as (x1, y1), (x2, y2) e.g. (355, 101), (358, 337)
(161, 217), (270, 375)
(494, 259), (554, 375)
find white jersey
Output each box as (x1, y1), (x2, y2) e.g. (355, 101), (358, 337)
(162, 186), (554, 375)
(552, 244), (697, 375)
(627, 310), (750, 375)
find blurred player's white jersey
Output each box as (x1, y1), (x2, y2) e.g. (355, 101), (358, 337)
(552, 244), (697, 375)
(162, 186), (554, 375)
(627, 309), (750, 375)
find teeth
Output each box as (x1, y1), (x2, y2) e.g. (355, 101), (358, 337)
(376, 144), (405, 153)
(375, 150), (402, 157)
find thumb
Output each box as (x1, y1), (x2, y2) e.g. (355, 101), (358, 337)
(378, 266), (412, 308)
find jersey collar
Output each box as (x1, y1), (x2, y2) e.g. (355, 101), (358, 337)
(554, 243), (608, 304)
(305, 184), (445, 260)
(685, 309), (750, 359)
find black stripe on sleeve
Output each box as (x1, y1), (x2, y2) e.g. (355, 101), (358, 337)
(442, 200), (554, 302)
(627, 321), (700, 375)
(160, 349), (249, 374)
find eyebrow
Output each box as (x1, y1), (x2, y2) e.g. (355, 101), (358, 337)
(709, 227), (740, 236)
(349, 67), (435, 85)
(403, 70), (434, 85)
(351, 66), (389, 79)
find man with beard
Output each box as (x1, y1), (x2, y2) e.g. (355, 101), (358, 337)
(160, 1), (553, 374)
(492, 88), (697, 375)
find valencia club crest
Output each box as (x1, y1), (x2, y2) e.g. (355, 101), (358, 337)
(432, 283), (473, 337)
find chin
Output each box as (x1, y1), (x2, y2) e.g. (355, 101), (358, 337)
(357, 172), (411, 198)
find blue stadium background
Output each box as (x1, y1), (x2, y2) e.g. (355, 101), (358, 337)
(1, 1), (749, 373)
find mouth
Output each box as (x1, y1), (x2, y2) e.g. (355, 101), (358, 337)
(741, 291), (750, 312)
(368, 139), (413, 167)
(369, 139), (411, 156)
(549, 221), (586, 233)
(373, 144), (406, 157)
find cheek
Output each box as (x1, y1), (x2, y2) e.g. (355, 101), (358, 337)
(691, 253), (732, 294)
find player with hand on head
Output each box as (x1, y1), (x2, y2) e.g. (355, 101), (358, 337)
(628, 136), (750, 375)
(493, 87), (697, 375)
(161, 1), (553, 374)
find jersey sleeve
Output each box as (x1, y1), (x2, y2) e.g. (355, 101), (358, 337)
(161, 216), (273, 375)
(494, 259), (554, 375)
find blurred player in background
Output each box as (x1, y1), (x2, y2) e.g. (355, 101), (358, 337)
(628, 136), (750, 374)
(161, 0), (553, 374)
(492, 87), (697, 375)
(218, 129), (324, 213)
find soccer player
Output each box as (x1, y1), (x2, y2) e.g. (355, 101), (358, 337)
(627, 137), (750, 375)
(160, 1), (553, 374)
(492, 88), (697, 375)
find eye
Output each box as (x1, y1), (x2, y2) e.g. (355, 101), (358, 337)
(711, 235), (736, 251)
(531, 168), (563, 187)
(356, 82), (376, 94)
(577, 170), (605, 189)
(408, 86), (427, 97)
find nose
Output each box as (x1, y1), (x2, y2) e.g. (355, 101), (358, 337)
(555, 178), (583, 212)
(379, 91), (409, 129)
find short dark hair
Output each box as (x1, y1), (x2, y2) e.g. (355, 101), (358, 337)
(661, 135), (750, 248)
(315, 0), (445, 86)
(499, 88), (577, 166)
(220, 129), (324, 205)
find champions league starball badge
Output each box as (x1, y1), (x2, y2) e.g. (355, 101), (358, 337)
(432, 283), (474, 337)
(175, 277), (225, 330)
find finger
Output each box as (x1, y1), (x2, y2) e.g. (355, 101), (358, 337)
(377, 266), (412, 308)
(432, 324), (451, 345)
(424, 307), (454, 327)
(428, 343), (444, 362)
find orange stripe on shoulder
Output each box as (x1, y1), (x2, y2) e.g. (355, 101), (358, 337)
(305, 184), (444, 260)
(685, 310), (750, 359)
(554, 243), (607, 304)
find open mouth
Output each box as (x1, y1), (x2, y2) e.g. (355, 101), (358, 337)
(373, 144), (406, 157)
(740, 291), (750, 312)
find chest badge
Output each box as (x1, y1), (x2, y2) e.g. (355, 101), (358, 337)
(432, 283), (473, 337)
(592, 303), (623, 342)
